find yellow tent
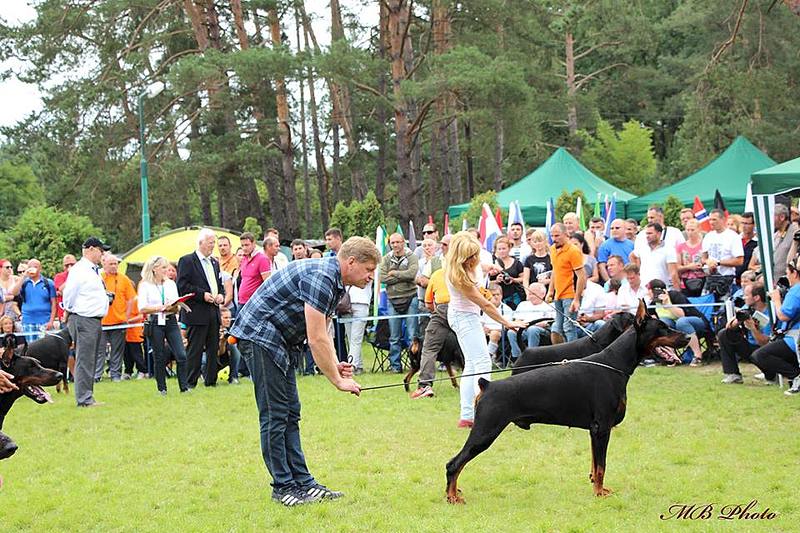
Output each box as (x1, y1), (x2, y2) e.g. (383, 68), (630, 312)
(120, 226), (241, 282)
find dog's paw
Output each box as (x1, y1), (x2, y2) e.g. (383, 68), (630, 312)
(446, 493), (465, 504)
(594, 486), (613, 497)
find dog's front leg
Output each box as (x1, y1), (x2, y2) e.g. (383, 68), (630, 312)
(589, 422), (613, 497)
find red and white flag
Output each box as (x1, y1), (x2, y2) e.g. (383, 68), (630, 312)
(693, 196), (711, 232)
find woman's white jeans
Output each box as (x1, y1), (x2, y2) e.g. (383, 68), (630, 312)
(344, 303), (370, 369)
(447, 308), (492, 421)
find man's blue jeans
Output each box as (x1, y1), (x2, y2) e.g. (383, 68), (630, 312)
(552, 298), (577, 342)
(507, 326), (547, 359)
(238, 339), (315, 492)
(387, 296), (419, 371)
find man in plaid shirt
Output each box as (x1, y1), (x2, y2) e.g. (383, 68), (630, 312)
(231, 236), (378, 507)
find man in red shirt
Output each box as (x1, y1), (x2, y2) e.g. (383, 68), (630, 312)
(53, 254), (76, 323)
(238, 232), (271, 305)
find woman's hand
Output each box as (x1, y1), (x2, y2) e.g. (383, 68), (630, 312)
(505, 319), (529, 332)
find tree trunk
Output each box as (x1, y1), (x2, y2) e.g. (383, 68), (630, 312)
(464, 118), (474, 199)
(565, 30), (578, 136)
(386, 0), (416, 227)
(268, 7), (299, 237)
(295, 8), (312, 234)
(301, 13), (330, 228)
(494, 118), (504, 191)
(428, 124), (440, 218)
(332, 122), (341, 206)
(375, 0), (389, 204)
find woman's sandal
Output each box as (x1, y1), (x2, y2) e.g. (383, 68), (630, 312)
(689, 357), (703, 367)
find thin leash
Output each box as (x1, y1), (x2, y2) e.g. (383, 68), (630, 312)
(358, 359), (629, 392)
(536, 298), (597, 342)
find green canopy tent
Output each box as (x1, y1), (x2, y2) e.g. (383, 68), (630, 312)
(627, 136), (776, 219)
(751, 157), (800, 291)
(447, 147), (635, 226)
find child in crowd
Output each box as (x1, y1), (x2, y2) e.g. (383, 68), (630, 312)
(481, 283), (514, 363)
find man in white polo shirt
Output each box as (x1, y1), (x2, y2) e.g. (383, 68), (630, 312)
(62, 237), (111, 407)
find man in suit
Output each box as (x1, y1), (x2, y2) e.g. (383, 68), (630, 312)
(178, 228), (225, 387)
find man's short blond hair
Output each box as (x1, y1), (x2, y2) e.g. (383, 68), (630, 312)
(338, 236), (381, 265)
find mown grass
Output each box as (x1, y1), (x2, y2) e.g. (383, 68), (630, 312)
(1, 356), (798, 532)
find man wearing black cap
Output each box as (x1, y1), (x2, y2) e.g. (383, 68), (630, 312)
(62, 237), (111, 407)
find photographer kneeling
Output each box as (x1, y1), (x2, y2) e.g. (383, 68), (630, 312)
(718, 284), (771, 384)
(751, 257), (800, 395)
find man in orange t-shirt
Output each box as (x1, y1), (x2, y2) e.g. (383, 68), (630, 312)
(98, 254), (137, 382)
(546, 223), (586, 344)
(123, 298), (148, 379)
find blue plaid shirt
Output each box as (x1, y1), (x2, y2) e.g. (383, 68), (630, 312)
(230, 257), (344, 373)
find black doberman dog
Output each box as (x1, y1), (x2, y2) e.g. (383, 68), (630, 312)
(0, 431), (17, 460)
(403, 331), (465, 392)
(24, 328), (72, 394)
(1, 346), (63, 431)
(445, 301), (689, 503)
(511, 313), (636, 375)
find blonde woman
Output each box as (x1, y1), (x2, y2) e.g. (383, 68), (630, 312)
(445, 232), (526, 428)
(138, 256), (189, 395)
(522, 229), (552, 289)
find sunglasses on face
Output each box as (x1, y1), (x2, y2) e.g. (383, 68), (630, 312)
(423, 230), (434, 235)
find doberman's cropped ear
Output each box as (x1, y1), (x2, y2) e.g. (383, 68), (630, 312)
(1, 346), (12, 366)
(634, 299), (647, 328)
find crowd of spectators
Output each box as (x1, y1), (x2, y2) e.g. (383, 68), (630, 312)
(1, 199), (799, 404)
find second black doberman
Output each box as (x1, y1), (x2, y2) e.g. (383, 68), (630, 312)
(24, 328), (72, 394)
(445, 301), (689, 503)
(511, 312), (635, 375)
(403, 331), (465, 392)
(0, 430), (17, 460)
(0, 346), (63, 431)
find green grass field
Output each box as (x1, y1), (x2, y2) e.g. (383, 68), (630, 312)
(1, 358), (798, 532)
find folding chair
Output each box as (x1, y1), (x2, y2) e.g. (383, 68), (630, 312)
(679, 293), (718, 362)
(368, 319), (392, 372)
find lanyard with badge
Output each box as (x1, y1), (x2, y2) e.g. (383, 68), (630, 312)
(158, 283), (166, 326)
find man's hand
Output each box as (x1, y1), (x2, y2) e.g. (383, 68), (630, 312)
(0, 369), (18, 393)
(545, 293), (554, 304)
(335, 377), (361, 396)
(505, 319), (529, 332)
(203, 292), (215, 303)
(743, 318), (757, 332)
(568, 299), (580, 313)
(45, 320), (54, 330)
(214, 294), (224, 305)
(337, 361), (354, 379)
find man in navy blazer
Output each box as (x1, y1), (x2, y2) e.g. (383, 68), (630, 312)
(177, 228), (226, 387)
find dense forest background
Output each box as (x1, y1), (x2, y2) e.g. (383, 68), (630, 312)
(0, 0), (798, 260)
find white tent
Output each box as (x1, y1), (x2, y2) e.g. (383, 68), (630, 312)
(750, 157), (800, 290)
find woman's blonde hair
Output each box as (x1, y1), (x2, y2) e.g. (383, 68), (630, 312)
(444, 231), (481, 291)
(0, 315), (14, 332)
(493, 236), (511, 255)
(528, 229), (547, 243)
(141, 256), (169, 285)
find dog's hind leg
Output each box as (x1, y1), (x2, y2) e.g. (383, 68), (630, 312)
(446, 392), (511, 504)
(445, 364), (459, 388)
(589, 421), (613, 497)
(403, 368), (417, 392)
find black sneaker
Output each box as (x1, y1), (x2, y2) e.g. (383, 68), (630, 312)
(272, 486), (322, 507)
(303, 483), (344, 500)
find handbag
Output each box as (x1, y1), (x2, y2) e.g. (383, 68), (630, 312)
(143, 320), (153, 339)
(704, 275), (735, 299)
(335, 291), (352, 315)
(683, 277), (705, 297)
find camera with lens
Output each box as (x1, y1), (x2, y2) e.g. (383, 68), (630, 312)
(793, 229), (800, 243)
(735, 307), (752, 325)
(651, 287), (666, 299)
(776, 276), (790, 299)
(497, 272), (511, 285)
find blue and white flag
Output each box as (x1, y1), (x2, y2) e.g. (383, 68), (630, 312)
(506, 200), (525, 235)
(603, 194), (617, 238)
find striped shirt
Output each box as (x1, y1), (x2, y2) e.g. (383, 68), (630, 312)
(230, 257), (345, 373)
